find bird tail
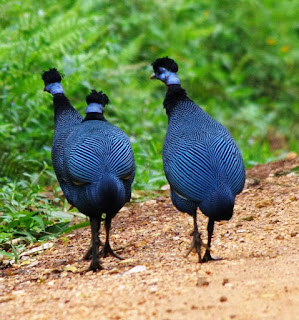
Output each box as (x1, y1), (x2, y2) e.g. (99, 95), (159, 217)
(199, 187), (235, 221)
(87, 175), (126, 214)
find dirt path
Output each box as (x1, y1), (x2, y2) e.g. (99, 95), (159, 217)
(1, 157), (298, 320)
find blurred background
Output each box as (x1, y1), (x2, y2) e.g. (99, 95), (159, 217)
(0, 0), (298, 248)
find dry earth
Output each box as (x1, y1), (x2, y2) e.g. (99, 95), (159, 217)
(0, 156), (298, 320)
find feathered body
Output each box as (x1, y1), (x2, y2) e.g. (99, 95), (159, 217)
(53, 119), (134, 215)
(163, 86), (245, 221)
(151, 57), (245, 262)
(42, 69), (135, 271)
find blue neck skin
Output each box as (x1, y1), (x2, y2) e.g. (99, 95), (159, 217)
(165, 71), (181, 85)
(157, 67), (181, 85)
(85, 102), (104, 114)
(45, 82), (64, 95)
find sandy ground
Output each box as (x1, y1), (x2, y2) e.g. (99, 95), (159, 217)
(0, 156), (298, 320)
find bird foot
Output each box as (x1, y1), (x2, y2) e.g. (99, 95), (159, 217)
(185, 233), (204, 263)
(202, 250), (222, 263)
(88, 260), (103, 272)
(83, 240), (104, 261)
(100, 242), (124, 260)
(83, 247), (92, 261)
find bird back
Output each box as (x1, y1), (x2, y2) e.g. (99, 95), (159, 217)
(163, 99), (245, 219)
(64, 121), (134, 184)
(55, 120), (135, 215)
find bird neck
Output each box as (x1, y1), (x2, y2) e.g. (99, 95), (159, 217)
(165, 71), (181, 85)
(53, 94), (77, 118)
(52, 94), (83, 131)
(164, 85), (188, 115)
(83, 113), (106, 121)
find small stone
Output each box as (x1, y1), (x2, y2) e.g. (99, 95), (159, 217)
(290, 232), (297, 237)
(119, 258), (136, 265)
(220, 296), (228, 302)
(135, 241), (147, 248)
(143, 200), (157, 206)
(149, 286), (157, 293)
(222, 278), (229, 286)
(64, 265), (77, 273)
(163, 225), (171, 232)
(108, 268), (119, 274)
(0, 295), (15, 303)
(150, 279), (158, 286)
(285, 152), (297, 160)
(255, 198), (273, 208)
(289, 194), (297, 202)
(242, 216), (254, 221)
(275, 235), (284, 240)
(138, 298), (146, 305)
(196, 277), (209, 287)
(124, 265), (146, 275)
(245, 178), (260, 187)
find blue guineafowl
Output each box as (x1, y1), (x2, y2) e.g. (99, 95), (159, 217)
(42, 69), (135, 271)
(150, 57), (245, 262)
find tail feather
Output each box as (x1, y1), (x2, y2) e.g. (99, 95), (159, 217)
(87, 176), (126, 214)
(199, 188), (234, 221)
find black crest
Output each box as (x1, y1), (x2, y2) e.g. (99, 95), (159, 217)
(86, 90), (110, 106)
(41, 68), (63, 85)
(152, 57), (179, 73)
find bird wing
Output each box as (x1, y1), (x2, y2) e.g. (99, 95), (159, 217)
(164, 133), (245, 202)
(106, 135), (135, 179)
(67, 136), (106, 183)
(66, 131), (135, 184)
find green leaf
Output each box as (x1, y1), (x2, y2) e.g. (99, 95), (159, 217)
(0, 250), (14, 259)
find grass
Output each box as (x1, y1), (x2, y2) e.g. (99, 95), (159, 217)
(0, 0), (298, 257)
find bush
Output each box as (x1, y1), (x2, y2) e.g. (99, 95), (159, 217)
(0, 0), (297, 193)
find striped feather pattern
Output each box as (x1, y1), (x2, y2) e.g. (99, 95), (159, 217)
(163, 98), (245, 217)
(63, 121), (135, 185)
(51, 100), (135, 215)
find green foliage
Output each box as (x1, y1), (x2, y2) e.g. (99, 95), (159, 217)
(0, 165), (71, 258)
(0, 0), (298, 249)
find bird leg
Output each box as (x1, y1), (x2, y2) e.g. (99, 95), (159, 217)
(87, 216), (103, 271)
(185, 212), (203, 263)
(202, 218), (221, 262)
(100, 216), (124, 260)
(83, 239), (104, 261)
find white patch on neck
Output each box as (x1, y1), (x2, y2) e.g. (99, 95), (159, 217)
(166, 71), (181, 85)
(85, 102), (104, 114)
(45, 82), (64, 95)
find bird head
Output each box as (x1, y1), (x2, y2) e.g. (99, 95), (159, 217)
(85, 90), (110, 114)
(150, 57), (180, 85)
(41, 68), (64, 95)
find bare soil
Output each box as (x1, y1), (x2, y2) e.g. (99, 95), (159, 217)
(0, 156), (298, 320)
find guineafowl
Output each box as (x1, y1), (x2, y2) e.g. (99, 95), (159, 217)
(42, 69), (135, 271)
(150, 57), (245, 262)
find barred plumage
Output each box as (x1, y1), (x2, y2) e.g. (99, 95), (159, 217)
(151, 57), (245, 262)
(42, 69), (135, 271)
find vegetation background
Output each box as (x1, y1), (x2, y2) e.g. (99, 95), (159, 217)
(0, 0), (298, 256)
